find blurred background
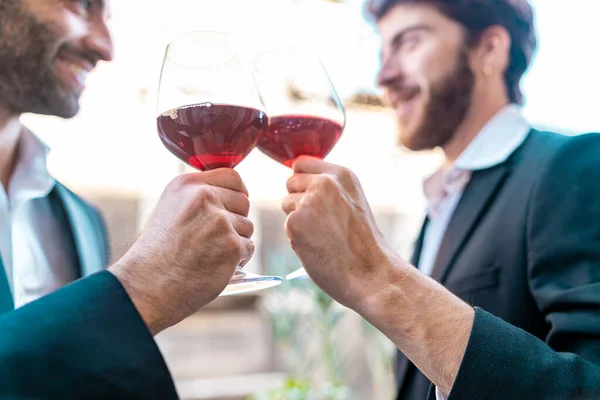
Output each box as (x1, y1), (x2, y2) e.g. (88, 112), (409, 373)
(21, 0), (600, 398)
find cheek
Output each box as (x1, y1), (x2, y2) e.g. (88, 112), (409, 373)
(408, 45), (459, 93)
(59, 12), (87, 37)
(39, 9), (87, 41)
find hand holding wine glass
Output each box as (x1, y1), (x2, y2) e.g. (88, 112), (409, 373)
(156, 31), (283, 295)
(113, 169), (256, 333)
(281, 156), (394, 310)
(252, 46), (346, 280)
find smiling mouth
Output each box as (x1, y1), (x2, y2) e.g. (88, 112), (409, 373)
(54, 50), (94, 90)
(390, 89), (420, 118)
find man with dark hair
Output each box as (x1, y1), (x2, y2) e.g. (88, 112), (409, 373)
(0, 0), (113, 313)
(280, 0), (600, 399)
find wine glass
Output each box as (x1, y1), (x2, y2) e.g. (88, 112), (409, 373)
(251, 46), (346, 280)
(156, 31), (283, 296)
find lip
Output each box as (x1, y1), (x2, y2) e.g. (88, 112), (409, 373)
(392, 92), (420, 119)
(53, 51), (94, 91)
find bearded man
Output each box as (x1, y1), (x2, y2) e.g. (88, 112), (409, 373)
(0, 0), (113, 313)
(280, 0), (600, 398)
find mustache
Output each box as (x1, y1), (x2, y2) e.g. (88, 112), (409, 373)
(386, 85), (420, 103)
(57, 43), (100, 67)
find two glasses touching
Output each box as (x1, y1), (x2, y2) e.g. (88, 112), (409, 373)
(156, 31), (346, 295)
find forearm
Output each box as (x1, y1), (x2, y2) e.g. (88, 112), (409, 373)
(357, 255), (474, 395)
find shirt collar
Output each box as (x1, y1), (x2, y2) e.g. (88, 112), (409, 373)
(8, 127), (55, 207)
(454, 104), (531, 171)
(423, 104), (530, 211)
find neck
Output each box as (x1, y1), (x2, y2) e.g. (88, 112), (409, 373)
(441, 95), (510, 169)
(0, 108), (23, 191)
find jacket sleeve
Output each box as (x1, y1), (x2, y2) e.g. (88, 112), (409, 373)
(0, 271), (178, 400)
(448, 308), (600, 399)
(449, 133), (600, 399)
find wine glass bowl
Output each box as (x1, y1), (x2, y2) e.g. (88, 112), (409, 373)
(156, 31), (283, 295)
(252, 46), (346, 280)
(252, 46), (346, 168)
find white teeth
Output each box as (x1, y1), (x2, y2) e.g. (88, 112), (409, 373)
(66, 62), (89, 84)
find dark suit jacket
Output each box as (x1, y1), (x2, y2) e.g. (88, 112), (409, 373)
(397, 130), (600, 399)
(443, 307), (600, 399)
(0, 271), (178, 399)
(0, 182), (109, 314)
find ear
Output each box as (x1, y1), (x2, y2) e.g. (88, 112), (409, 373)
(472, 25), (511, 79)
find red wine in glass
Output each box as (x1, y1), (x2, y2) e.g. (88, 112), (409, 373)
(158, 103), (267, 170)
(257, 115), (343, 167)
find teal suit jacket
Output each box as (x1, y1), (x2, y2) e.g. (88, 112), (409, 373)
(0, 271), (178, 399)
(0, 182), (109, 314)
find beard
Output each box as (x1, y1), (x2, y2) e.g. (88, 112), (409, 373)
(0, 0), (80, 118)
(398, 48), (475, 151)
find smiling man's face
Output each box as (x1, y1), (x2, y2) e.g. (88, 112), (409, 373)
(376, 4), (476, 151)
(0, 0), (113, 118)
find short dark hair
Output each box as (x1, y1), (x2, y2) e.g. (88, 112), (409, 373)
(366, 0), (537, 104)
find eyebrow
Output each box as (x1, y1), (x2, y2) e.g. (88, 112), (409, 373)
(388, 23), (433, 48)
(93, 0), (110, 19)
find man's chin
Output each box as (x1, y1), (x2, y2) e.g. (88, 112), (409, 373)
(55, 104), (80, 119)
(397, 124), (425, 151)
(31, 94), (80, 119)
(32, 105), (79, 119)
(398, 129), (441, 152)
(399, 139), (430, 152)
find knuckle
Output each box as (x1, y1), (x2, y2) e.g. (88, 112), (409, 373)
(222, 167), (241, 180)
(285, 176), (296, 192)
(217, 212), (232, 231)
(197, 186), (217, 206)
(337, 168), (354, 184)
(245, 239), (256, 259)
(223, 234), (242, 257)
(300, 193), (317, 208)
(218, 167), (242, 185)
(286, 211), (303, 233)
(282, 195), (296, 214)
(314, 174), (335, 190)
(169, 173), (192, 190)
(239, 193), (251, 213)
(244, 218), (255, 237)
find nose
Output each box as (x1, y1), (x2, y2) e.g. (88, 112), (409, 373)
(377, 51), (402, 88)
(83, 19), (114, 62)
(376, 57), (402, 88)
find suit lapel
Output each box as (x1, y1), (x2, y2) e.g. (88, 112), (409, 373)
(0, 256), (14, 314)
(52, 184), (108, 277)
(431, 165), (509, 283)
(411, 217), (429, 266)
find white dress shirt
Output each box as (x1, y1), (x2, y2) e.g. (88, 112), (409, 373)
(415, 105), (531, 399)
(0, 128), (78, 308)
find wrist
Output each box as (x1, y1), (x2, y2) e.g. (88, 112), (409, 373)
(109, 257), (170, 336)
(357, 253), (413, 323)
(358, 255), (475, 393)
(356, 252), (436, 341)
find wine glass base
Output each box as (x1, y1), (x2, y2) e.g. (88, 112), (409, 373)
(285, 268), (311, 281)
(220, 271), (283, 296)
